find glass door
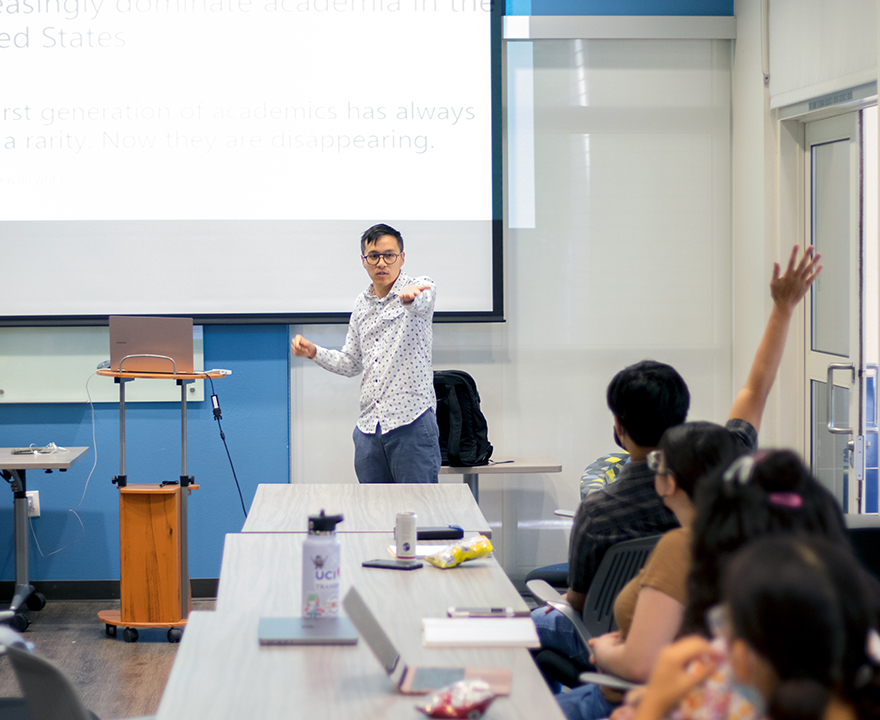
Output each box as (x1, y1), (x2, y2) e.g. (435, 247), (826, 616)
(804, 110), (876, 513)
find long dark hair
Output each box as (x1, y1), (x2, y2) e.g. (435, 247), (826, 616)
(685, 449), (849, 635)
(657, 421), (744, 500)
(724, 536), (880, 720)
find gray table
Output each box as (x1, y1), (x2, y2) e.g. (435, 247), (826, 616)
(157, 531), (564, 720)
(0, 446), (89, 630)
(439, 455), (562, 503)
(241, 482), (493, 538)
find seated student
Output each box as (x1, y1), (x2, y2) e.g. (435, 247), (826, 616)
(608, 449), (854, 720)
(555, 424), (745, 720)
(684, 448), (851, 639)
(534, 245), (821, 678)
(562, 359), (688, 617)
(630, 536), (880, 720)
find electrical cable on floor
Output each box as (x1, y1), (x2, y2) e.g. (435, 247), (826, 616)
(206, 376), (247, 518)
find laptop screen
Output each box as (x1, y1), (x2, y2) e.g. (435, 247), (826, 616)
(109, 316), (194, 374)
(342, 587), (406, 687)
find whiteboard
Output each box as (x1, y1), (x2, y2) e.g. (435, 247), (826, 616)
(0, 327), (205, 403)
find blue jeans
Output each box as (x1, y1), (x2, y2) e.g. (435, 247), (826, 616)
(557, 683), (616, 720)
(353, 410), (441, 484)
(532, 606), (594, 667)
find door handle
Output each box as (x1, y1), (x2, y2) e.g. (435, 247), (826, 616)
(826, 363), (855, 435)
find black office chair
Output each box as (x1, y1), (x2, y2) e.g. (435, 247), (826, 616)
(845, 514), (880, 582)
(527, 533), (661, 689)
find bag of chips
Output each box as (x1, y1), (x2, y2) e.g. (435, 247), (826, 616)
(415, 679), (496, 719)
(424, 535), (493, 569)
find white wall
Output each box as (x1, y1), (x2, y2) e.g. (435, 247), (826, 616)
(290, 35), (737, 585)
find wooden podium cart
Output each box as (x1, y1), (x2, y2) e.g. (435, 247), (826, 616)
(97, 368), (226, 643)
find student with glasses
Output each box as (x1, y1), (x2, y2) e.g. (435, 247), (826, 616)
(291, 223), (440, 484)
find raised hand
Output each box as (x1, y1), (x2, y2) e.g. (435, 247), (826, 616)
(771, 244), (822, 313)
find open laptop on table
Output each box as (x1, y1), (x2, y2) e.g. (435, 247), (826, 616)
(342, 586), (512, 695)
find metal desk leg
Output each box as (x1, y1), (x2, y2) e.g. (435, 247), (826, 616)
(463, 472), (479, 504)
(178, 379), (194, 621)
(7, 469), (34, 628)
(112, 377), (133, 488)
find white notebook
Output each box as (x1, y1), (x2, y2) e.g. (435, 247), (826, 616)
(421, 618), (540, 649)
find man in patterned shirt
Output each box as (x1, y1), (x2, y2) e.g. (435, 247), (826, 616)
(291, 223), (440, 484)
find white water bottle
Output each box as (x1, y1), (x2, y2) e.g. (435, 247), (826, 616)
(302, 509), (344, 618)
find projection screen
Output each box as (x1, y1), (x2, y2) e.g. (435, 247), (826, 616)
(0, 0), (502, 324)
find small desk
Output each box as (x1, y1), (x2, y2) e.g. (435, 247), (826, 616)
(242, 483), (493, 538)
(0, 446), (89, 631)
(439, 456), (562, 503)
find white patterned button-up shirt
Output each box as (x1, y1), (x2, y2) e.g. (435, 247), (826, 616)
(313, 271), (436, 434)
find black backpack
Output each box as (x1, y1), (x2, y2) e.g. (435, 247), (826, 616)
(433, 370), (493, 467)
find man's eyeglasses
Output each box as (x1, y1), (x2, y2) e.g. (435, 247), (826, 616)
(363, 252), (401, 265)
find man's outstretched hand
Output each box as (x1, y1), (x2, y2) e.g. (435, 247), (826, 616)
(399, 284), (432, 305)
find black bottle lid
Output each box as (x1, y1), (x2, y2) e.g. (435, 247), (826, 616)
(308, 509), (344, 533)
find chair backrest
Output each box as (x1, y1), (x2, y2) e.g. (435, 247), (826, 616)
(581, 534), (662, 637)
(4, 643), (93, 720)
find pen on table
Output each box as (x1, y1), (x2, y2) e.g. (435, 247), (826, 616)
(447, 607), (531, 618)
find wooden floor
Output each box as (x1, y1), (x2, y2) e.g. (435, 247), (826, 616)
(0, 598), (215, 719)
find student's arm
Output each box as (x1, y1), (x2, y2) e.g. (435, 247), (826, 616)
(565, 503), (604, 614)
(728, 245), (821, 433)
(565, 589), (587, 615)
(588, 587), (684, 682)
(632, 636), (723, 720)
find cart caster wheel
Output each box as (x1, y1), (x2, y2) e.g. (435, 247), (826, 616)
(167, 627), (182, 643)
(26, 592), (46, 612)
(9, 613), (29, 632)
(122, 627), (139, 643)
(105, 624), (117, 637)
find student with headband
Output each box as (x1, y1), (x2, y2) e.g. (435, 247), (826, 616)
(684, 449), (851, 638)
(609, 450), (859, 720)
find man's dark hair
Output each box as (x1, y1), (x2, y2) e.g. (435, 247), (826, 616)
(606, 360), (689, 447)
(361, 223), (403, 254)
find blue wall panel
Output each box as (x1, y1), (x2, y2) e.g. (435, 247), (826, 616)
(0, 325), (289, 583)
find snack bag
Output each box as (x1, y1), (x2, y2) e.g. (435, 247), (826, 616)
(424, 535), (493, 569)
(415, 679), (496, 719)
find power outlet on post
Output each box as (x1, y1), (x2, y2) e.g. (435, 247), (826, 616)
(26, 490), (40, 518)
